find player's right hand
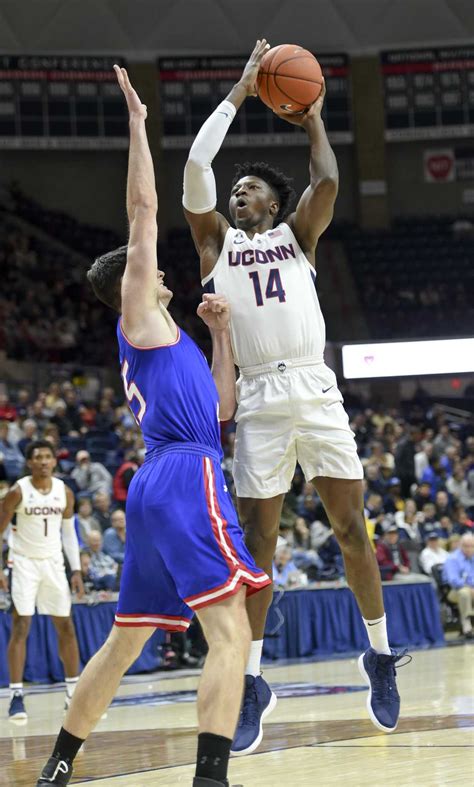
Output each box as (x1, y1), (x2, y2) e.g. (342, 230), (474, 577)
(238, 39), (270, 96)
(0, 571), (8, 592)
(197, 294), (231, 332)
(114, 65), (147, 119)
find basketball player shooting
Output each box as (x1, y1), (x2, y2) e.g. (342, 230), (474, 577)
(0, 440), (83, 722)
(36, 66), (271, 787)
(183, 39), (409, 755)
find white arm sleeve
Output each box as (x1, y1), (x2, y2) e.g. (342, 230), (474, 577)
(183, 100), (237, 214)
(62, 517), (81, 572)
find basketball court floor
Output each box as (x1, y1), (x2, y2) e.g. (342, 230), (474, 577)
(1, 644), (473, 786)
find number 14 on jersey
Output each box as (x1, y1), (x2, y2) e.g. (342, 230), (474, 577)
(249, 268), (286, 307)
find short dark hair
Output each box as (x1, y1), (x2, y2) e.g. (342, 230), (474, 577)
(232, 161), (296, 224)
(26, 440), (56, 460)
(87, 245), (128, 310)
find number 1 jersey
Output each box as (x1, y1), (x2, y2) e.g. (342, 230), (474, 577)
(13, 476), (67, 559)
(201, 222), (326, 369)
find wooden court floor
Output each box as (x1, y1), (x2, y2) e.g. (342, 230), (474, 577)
(1, 645), (473, 786)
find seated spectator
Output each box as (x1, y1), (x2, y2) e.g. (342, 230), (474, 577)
(71, 450), (112, 496)
(75, 498), (98, 545)
(433, 424), (454, 460)
(447, 465), (474, 510)
(18, 419), (38, 456)
(0, 421), (24, 481)
(45, 382), (61, 411)
(394, 499), (421, 542)
(51, 399), (78, 436)
(421, 458), (446, 495)
(87, 530), (118, 591)
(14, 388), (31, 420)
(414, 442), (433, 482)
(438, 515), (454, 543)
(0, 393), (17, 422)
(365, 464), (385, 496)
(414, 481), (434, 509)
(383, 477), (404, 514)
(376, 525), (411, 580)
(296, 484), (321, 522)
(435, 490), (452, 520)
(273, 544), (306, 588)
(365, 492), (385, 539)
(103, 509), (126, 564)
(94, 399), (116, 432)
(442, 533), (474, 638)
(113, 451), (139, 506)
(419, 532), (448, 576)
(79, 549), (95, 594)
(63, 389), (85, 434)
(92, 490), (113, 532)
(453, 506), (474, 536)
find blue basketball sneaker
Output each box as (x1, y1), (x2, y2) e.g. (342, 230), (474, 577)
(230, 674), (277, 756)
(8, 691), (27, 721)
(358, 648), (410, 732)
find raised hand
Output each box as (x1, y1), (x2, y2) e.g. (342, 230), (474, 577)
(276, 78), (326, 127)
(238, 39), (271, 97)
(114, 65), (147, 119)
(197, 293), (231, 332)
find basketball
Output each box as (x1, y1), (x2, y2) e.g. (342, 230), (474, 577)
(257, 44), (323, 114)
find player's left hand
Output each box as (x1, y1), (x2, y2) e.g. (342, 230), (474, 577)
(197, 294), (231, 332)
(71, 571), (85, 599)
(276, 78), (326, 127)
(114, 65), (147, 119)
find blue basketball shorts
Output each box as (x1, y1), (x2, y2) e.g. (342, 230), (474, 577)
(115, 445), (271, 631)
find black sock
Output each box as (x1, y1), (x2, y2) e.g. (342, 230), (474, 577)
(52, 727), (85, 764)
(195, 732), (231, 783)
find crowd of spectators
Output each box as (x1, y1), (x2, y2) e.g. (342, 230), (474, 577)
(0, 190), (208, 365)
(2, 186), (474, 369)
(1, 375), (473, 638)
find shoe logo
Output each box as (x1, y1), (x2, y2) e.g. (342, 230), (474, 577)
(52, 761), (69, 778)
(278, 361), (286, 372)
(322, 385), (334, 394)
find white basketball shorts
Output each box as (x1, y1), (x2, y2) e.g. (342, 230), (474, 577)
(11, 552), (72, 617)
(233, 357), (363, 499)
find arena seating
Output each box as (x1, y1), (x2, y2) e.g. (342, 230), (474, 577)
(344, 216), (474, 339)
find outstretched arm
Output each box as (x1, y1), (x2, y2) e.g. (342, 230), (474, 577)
(197, 294), (236, 421)
(283, 83), (339, 262)
(115, 66), (175, 345)
(183, 40), (270, 278)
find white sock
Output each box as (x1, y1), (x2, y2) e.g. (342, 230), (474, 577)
(363, 614), (391, 655)
(245, 639), (264, 677)
(65, 676), (79, 699)
(10, 683), (23, 700)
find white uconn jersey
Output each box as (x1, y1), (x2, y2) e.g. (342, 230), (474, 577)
(13, 476), (67, 559)
(202, 222), (326, 369)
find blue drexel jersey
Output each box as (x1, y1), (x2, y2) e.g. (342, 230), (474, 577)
(117, 320), (222, 457)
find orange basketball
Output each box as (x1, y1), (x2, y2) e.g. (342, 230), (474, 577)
(257, 44), (323, 114)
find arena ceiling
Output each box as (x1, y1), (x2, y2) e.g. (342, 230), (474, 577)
(0, 0), (472, 56)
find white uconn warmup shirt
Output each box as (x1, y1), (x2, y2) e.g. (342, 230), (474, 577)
(202, 222), (326, 369)
(13, 476), (67, 559)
